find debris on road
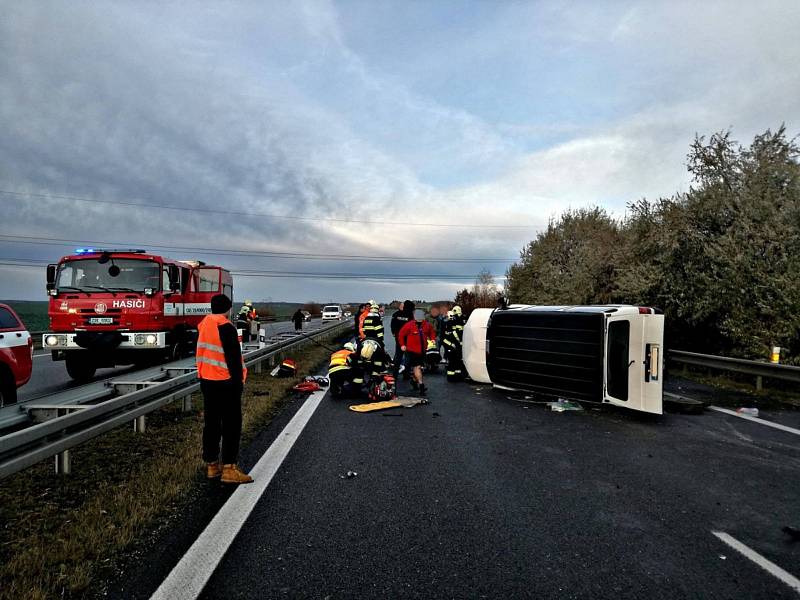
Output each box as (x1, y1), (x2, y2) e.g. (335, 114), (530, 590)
(782, 526), (800, 543)
(547, 399), (583, 412)
(736, 407), (759, 417)
(663, 393), (705, 414)
(339, 470), (358, 479)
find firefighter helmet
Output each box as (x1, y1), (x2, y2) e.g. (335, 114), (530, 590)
(450, 305), (462, 317)
(360, 339), (379, 360)
(343, 341), (356, 352)
(244, 299), (253, 306)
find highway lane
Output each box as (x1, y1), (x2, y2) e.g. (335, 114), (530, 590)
(110, 321), (800, 599)
(18, 319), (326, 403)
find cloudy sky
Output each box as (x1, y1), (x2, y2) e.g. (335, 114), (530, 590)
(1, 1), (799, 303)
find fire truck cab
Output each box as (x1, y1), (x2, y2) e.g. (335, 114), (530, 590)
(44, 249), (233, 381)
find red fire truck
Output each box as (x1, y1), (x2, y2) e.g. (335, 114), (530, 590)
(43, 248), (234, 381)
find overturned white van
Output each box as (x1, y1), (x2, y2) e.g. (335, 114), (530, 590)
(463, 305), (664, 415)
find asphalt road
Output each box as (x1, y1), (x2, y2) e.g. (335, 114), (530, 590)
(110, 321), (800, 599)
(19, 319), (319, 403)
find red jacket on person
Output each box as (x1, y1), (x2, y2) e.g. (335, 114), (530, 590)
(398, 319), (436, 355)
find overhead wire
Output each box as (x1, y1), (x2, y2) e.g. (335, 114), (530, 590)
(0, 189), (534, 229)
(0, 256), (505, 282)
(0, 233), (516, 263)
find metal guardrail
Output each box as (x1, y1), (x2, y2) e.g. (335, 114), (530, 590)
(0, 320), (349, 479)
(668, 350), (800, 385)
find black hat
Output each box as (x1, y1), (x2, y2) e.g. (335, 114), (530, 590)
(211, 294), (232, 314)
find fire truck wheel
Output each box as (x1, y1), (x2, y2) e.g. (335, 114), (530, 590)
(0, 367), (17, 406)
(65, 356), (97, 382)
(167, 343), (182, 362)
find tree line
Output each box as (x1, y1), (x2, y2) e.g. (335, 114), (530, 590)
(503, 127), (800, 363)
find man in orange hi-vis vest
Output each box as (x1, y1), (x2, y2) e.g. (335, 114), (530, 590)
(197, 294), (252, 484)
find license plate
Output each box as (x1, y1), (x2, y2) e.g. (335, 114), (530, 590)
(89, 317), (113, 325)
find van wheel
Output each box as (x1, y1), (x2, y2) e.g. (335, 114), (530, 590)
(0, 367), (17, 406)
(65, 356), (97, 382)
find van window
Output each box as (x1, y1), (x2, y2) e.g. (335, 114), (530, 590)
(607, 320), (630, 400)
(0, 307), (20, 330)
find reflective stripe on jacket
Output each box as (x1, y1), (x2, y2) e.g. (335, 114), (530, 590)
(328, 349), (353, 375)
(443, 318), (464, 348)
(362, 313), (384, 341)
(197, 313), (248, 382)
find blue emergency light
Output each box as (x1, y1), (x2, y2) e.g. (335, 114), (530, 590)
(74, 248), (146, 254)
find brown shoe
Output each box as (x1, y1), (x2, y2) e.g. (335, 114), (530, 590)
(207, 462), (222, 479)
(221, 464), (254, 484)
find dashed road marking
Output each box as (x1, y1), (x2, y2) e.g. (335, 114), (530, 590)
(710, 406), (800, 437)
(150, 385), (329, 600)
(712, 531), (800, 594)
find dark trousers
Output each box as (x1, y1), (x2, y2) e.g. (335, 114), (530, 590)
(446, 347), (464, 382)
(201, 379), (243, 464)
(237, 320), (251, 343)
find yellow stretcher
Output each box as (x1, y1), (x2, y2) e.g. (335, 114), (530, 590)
(348, 396), (428, 412)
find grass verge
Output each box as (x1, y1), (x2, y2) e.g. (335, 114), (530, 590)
(671, 366), (800, 409)
(0, 335), (340, 600)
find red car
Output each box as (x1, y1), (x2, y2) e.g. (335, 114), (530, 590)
(0, 303), (33, 406)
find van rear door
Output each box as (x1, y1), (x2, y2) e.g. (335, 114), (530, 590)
(603, 313), (664, 414)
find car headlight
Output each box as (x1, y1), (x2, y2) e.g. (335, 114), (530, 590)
(145, 334), (157, 345)
(45, 335), (60, 347)
(134, 334), (146, 345)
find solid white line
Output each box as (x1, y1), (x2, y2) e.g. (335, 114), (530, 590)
(710, 406), (800, 437)
(33, 353), (50, 359)
(150, 386), (329, 600)
(712, 531), (800, 593)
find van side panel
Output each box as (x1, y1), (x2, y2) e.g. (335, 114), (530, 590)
(487, 310), (605, 402)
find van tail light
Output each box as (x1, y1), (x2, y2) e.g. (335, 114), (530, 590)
(28, 335), (34, 357)
(638, 307), (653, 314)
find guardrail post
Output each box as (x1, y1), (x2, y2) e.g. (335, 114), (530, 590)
(55, 450), (71, 475)
(134, 415), (146, 433)
(756, 375), (763, 391)
(254, 361), (263, 374)
(182, 394), (193, 412)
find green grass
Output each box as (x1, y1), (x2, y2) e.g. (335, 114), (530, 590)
(0, 300), (49, 331)
(0, 336), (340, 600)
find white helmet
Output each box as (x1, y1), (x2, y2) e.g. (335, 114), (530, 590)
(244, 299), (253, 306)
(370, 301), (380, 311)
(450, 305), (462, 317)
(343, 342), (356, 352)
(360, 339), (379, 360)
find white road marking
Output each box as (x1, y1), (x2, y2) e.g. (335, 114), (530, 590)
(712, 531), (800, 594)
(150, 385), (329, 600)
(33, 353), (50, 359)
(710, 406), (800, 437)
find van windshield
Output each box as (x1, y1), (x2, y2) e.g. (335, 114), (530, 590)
(57, 259), (160, 293)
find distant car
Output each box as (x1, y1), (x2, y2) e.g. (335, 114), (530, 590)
(0, 303), (33, 406)
(344, 311), (352, 318)
(321, 305), (344, 322)
(301, 310), (312, 322)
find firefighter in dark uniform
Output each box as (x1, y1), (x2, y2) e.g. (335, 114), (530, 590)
(235, 300), (256, 343)
(348, 339), (391, 393)
(361, 301), (385, 345)
(443, 305), (465, 382)
(328, 342), (357, 399)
